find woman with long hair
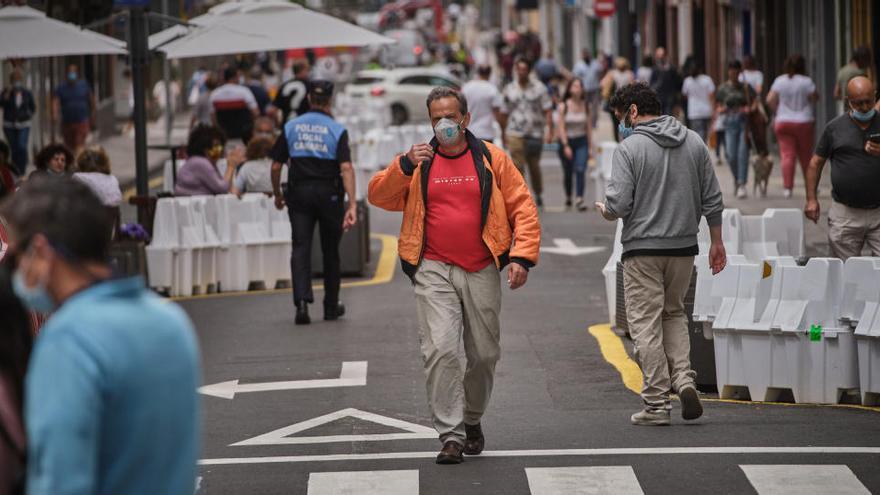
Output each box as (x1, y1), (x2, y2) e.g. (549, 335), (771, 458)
(556, 77), (595, 211)
(767, 54), (818, 198)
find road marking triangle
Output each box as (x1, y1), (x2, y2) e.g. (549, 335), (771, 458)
(231, 408), (436, 446)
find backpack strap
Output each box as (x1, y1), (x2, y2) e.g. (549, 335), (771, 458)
(478, 139), (492, 166)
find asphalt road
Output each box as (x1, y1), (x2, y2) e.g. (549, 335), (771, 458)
(180, 164), (880, 494)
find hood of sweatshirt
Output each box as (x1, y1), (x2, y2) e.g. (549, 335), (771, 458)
(632, 115), (688, 148)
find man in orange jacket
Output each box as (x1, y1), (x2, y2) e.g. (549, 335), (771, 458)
(369, 87), (541, 465)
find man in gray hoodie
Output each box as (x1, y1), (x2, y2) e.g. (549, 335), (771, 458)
(595, 82), (727, 426)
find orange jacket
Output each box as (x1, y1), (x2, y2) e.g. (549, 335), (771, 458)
(368, 133), (541, 279)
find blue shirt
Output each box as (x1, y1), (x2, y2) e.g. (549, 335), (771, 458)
(25, 277), (200, 495)
(54, 80), (91, 123)
(270, 110), (351, 182)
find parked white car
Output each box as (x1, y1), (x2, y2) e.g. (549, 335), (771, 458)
(344, 68), (461, 125)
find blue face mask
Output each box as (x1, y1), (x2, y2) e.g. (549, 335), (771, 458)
(618, 121), (634, 140)
(12, 269), (55, 314)
(67, 71), (78, 81)
(618, 106), (635, 139)
(851, 108), (876, 122)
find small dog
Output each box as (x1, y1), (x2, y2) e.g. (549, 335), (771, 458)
(751, 154), (773, 198)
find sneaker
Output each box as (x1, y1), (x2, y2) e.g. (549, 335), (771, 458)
(630, 408), (671, 426)
(679, 386), (704, 421)
(736, 186), (747, 199)
(436, 441), (464, 464)
(575, 197), (588, 212)
(295, 302), (310, 325)
(783, 188), (793, 199)
(324, 302), (346, 321)
(464, 423), (485, 455)
(536, 196), (544, 209)
(564, 197), (572, 209)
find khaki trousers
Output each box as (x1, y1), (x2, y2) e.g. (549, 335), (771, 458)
(414, 259), (501, 445)
(506, 135), (543, 196)
(623, 255), (696, 411)
(828, 200), (880, 260)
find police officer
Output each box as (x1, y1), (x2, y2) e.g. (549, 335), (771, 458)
(271, 80), (357, 325)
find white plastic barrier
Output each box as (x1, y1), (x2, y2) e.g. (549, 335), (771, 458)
(592, 141), (616, 203)
(692, 253), (748, 324)
(145, 198), (191, 296)
(842, 257), (880, 406)
(739, 208), (805, 261)
(145, 196), (220, 297)
(697, 209), (742, 256)
(147, 194), (296, 295)
(601, 219), (623, 327)
(712, 258), (859, 404)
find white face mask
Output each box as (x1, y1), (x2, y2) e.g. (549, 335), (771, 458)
(433, 117), (464, 147)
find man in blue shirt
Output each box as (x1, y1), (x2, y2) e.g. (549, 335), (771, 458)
(0, 176), (200, 495)
(52, 64), (95, 153)
(270, 80), (357, 325)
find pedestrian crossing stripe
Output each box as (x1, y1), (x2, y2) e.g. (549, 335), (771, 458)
(526, 466), (644, 495)
(308, 470), (418, 495)
(298, 465), (871, 494)
(230, 408), (436, 446)
(740, 465), (870, 495)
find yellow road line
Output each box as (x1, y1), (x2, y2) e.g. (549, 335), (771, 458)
(170, 233), (397, 302)
(587, 324), (643, 395)
(587, 323), (880, 414)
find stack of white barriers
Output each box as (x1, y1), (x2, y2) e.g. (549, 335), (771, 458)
(603, 207), (880, 406)
(146, 193), (292, 297)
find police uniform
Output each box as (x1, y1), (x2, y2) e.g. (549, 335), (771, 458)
(270, 81), (351, 321)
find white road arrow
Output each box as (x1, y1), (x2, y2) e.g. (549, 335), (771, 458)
(199, 361), (367, 400)
(540, 238), (607, 256)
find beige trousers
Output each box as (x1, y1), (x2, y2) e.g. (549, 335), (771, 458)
(414, 259), (501, 445)
(623, 255), (696, 411)
(828, 200), (880, 260)
(506, 135), (544, 196)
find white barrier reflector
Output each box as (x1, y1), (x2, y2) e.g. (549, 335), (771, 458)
(525, 466), (644, 495)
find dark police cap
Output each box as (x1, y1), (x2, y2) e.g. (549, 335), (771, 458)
(309, 79), (334, 97)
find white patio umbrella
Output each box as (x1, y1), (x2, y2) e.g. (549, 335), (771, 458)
(152, 1), (395, 59)
(0, 5), (126, 59)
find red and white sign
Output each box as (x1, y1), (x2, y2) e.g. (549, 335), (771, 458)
(594, 0), (616, 17)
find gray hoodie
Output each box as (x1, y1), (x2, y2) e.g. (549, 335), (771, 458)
(605, 115), (723, 253)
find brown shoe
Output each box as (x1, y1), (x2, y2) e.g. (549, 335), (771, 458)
(435, 441), (464, 464)
(464, 423), (485, 455)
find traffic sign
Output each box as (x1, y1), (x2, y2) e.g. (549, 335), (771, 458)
(594, 0), (616, 17)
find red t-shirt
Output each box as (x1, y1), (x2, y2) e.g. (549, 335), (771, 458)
(423, 148), (493, 272)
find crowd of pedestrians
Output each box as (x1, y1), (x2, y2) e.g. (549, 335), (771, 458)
(1, 34), (879, 488)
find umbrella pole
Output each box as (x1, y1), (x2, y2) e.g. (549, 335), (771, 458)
(129, 7), (150, 206)
(162, 0), (172, 146)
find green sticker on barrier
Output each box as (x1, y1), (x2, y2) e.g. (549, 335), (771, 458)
(810, 324), (822, 342)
